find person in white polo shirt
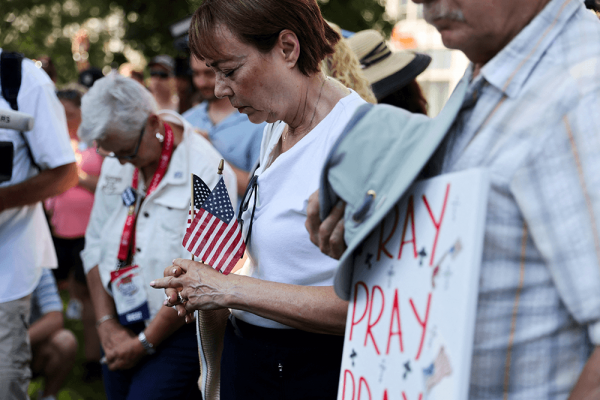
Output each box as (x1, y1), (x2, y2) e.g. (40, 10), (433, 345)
(0, 49), (77, 399)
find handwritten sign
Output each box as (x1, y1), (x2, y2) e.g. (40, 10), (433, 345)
(338, 169), (489, 400)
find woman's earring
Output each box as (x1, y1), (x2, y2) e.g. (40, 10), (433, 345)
(155, 132), (164, 143)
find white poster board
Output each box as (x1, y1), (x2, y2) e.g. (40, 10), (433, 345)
(338, 169), (489, 400)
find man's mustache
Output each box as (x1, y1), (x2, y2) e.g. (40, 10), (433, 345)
(423, 3), (466, 23)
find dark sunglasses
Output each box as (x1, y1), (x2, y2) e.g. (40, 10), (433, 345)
(56, 89), (81, 100)
(56, 89), (83, 107)
(150, 70), (170, 79)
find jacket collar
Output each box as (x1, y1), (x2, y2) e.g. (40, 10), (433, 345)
(145, 112), (190, 209)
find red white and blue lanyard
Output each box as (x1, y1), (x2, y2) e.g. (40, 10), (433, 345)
(116, 123), (174, 266)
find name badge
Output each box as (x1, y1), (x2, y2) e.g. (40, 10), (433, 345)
(122, 186), (137, 207)
(110, 265), (150, 325)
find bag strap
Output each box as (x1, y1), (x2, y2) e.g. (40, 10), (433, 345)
(1, 51), (40, 171)
(1, 51), (23, 111)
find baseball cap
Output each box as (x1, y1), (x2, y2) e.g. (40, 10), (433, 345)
(148, 55), (175, 74)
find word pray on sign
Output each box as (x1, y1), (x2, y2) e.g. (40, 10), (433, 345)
(338, 169), (489, 400)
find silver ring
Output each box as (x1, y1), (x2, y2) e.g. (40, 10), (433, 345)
(177, 292), (184, 303)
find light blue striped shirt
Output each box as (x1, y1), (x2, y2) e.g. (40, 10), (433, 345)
(436, 0), (600, 398)
(182, 101), (264, 173)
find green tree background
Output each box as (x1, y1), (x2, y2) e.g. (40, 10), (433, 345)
(1, 0), (394, 85)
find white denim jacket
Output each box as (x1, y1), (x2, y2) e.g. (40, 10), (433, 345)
(81, 111), (237, 321)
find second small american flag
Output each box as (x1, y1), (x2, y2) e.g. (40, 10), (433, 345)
(182, 175), (245, 275)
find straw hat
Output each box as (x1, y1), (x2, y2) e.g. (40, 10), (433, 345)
(347, 30), (431, 100)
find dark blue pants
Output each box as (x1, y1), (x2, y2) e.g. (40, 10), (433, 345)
(220, 317), (344, 400)
(101, 322), (201, 400)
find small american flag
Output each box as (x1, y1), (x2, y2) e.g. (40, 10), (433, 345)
(187, 174), (212, 227)
(182, 176), (245, 275)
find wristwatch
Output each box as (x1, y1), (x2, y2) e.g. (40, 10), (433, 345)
(138, 331), (156, 355)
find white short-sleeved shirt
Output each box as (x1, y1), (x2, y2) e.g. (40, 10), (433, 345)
(81, 111), (237, 321)
(234, 90), (366, 328)
(0, 49), (75, 303)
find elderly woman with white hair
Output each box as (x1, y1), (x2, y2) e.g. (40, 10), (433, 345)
(79, 73), (236, 399)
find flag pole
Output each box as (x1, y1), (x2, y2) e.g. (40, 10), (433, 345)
(196, 158), (228, 400)
(190, 173), (195, 262)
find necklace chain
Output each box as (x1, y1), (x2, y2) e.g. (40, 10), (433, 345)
(284, 77), (328, 142)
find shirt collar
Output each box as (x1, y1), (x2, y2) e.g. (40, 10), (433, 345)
(198, 101), (210, 115)
(157, 111), (189, 188)
(162, 140), (187, 186)
(479, 0), (580, 98)
(145, 122), (190, 209)
(199, 100), (247, 129)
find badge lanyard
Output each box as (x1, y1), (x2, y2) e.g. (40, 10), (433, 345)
(116, 122), (175, 268)
(111, 122), (175, 326)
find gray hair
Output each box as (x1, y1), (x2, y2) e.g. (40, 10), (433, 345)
(78, 71), (158, 143)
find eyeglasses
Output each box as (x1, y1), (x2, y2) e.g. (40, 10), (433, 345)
(150, 70), (170, 79)
(238, 173), (258, 246)
(96, 120), (147, 160)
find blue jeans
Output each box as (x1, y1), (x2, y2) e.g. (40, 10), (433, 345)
(101, 322), (201, 400)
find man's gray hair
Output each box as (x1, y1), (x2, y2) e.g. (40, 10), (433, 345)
(78, 71), (158, 143)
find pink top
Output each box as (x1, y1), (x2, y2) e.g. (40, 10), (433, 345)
(46, 143), (103, 238)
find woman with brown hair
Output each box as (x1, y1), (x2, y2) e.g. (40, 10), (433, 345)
(151, 0), (366, 398)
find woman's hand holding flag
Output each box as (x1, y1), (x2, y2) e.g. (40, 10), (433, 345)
(153, 258), (231, 322)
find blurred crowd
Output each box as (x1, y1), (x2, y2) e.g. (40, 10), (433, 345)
(1, 0), (600, 399)
(1, 16), (432, 400)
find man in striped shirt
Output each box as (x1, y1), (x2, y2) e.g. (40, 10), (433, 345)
(309, 0), (600, 398)
(413, 0), (600, 397)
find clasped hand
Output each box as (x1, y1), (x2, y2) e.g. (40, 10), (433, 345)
(97, 321), (144, 371)
(150, 258), (228, 323)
